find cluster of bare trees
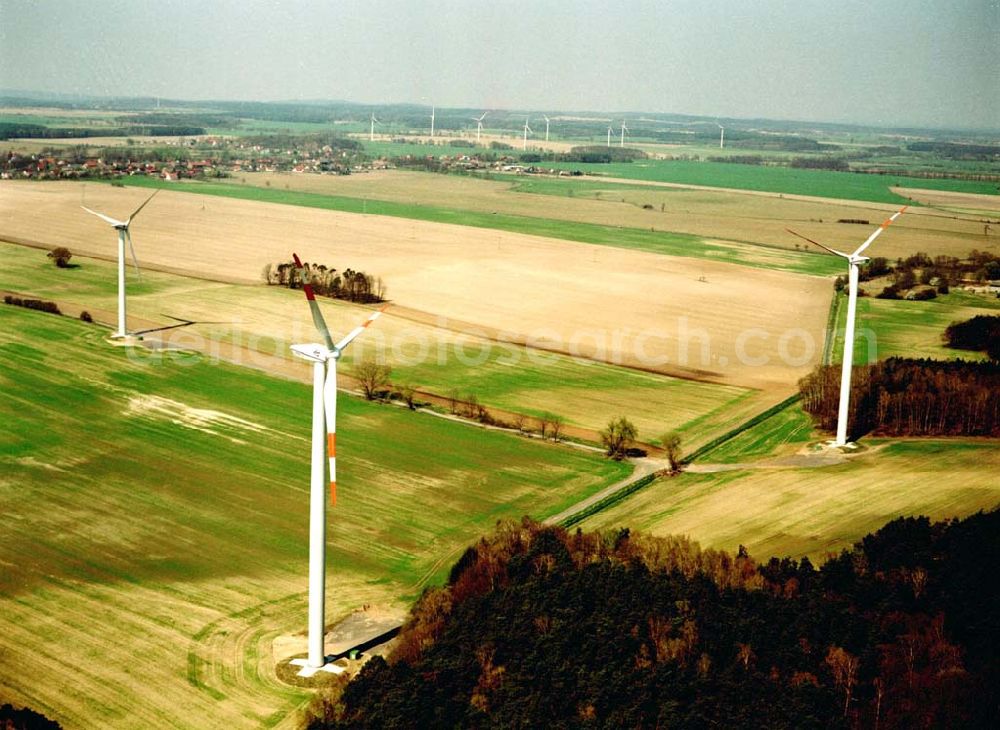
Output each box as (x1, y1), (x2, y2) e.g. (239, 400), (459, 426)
(800, 358), (1000, 438)
(263, 260), (385, 304)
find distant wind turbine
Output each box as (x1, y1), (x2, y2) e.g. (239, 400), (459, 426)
(619, 120), (628, 148)
(369, 112), (380, 142)
(430, 105), (435, 137)
(606, 125), (613, 148)
(786, 206), (907, 447)
(287, 253), (388, 676)
(522, 116), (532, 151)
(473, 111), (488, 143)
(81, 189), (159, 339)
(543, 115), (550, 142)
(718, 124), (725, 149)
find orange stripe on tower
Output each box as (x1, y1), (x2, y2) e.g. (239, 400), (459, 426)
(329, 481), (337, 506)
(327, 433), (336, 455)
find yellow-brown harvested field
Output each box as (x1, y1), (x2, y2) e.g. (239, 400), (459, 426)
(580, 440), (1000, 561)
(233, 169), (996, 262)
(891, 186), (1000, 216)
(0, 180), (832, 392)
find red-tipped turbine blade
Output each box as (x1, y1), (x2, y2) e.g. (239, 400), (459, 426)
(853, 205), (907, 257)
(292, 253), (336, 351)
(323, 361), (338, 506)
(334, 304), (389, 353)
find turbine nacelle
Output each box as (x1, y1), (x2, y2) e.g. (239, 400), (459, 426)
(291, 343), (338, 363)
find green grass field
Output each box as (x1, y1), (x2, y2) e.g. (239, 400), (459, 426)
(100, 176), (842, 276)
(0, 243), (757, 446)
(541, 159), (999, 204)
(833, 288), (999, 365)
(0, 304), (632, 727)
(579, 439), (1000, 561)
(695, 400), (816, 464)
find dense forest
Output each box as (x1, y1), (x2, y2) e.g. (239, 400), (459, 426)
(799, 358), (1000, 439)
(305, 511), (1000, 728)
(0, 122), (205, 140)
(943, 315), (1000, 361)
(0, 703), (61, 729)
(263, 260), (386, 304)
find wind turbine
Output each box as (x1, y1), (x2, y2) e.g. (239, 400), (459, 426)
(607, 125), (613, 148)
(543, 115), (550, 142)
(718, 124), (725, 149)
(287, 253), (388, 676)
(620, 120), (628, 148)
(430, 105), (435, 137)
(81, 189), (159, 339)
(522, 116), (532, 151)
(786, 206), (907, 447)
(369, 112), (380, 142)
(473, 111), (487, 143)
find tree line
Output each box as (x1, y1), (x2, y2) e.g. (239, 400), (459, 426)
(943, 315), (1000, 360)
(799, 357), (1000, 439)
(305, 509), (1000, 728)
(262, 261), (385, 304)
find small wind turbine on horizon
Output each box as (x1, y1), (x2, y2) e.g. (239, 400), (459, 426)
(369, 112), (380, 142)
(786, 206), (907, 447)
(288, 254), (388, 677)
(522, 116), (532, 150)
(430, 105), (435, 137)
(81, 189), (159, 339)
(718, 124), (725, 149)
(606, 124), (613, 148)
(543, 115), (551, 142)
(473, 111), (488, 143)
(619, 119), (628, 148)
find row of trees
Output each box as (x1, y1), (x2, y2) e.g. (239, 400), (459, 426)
(307, 509), (1000, 728)
(263, 261), (386, 304)
(799, 358), (1000, 438)
(862, 249), (1000, 287)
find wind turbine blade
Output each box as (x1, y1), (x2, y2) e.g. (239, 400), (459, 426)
(853, 205), (908, 257)
(334, 304), (389, 352)
(126, 189), (160, 223)
(81, 206), (126, 227)
(292, 253), (336, 351)
(785, 228), (850, 258)
(125, 229), (142, 282)
(323, 361), (338, 506)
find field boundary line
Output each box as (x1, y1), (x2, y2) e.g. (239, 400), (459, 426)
(683, 393), (803, 465)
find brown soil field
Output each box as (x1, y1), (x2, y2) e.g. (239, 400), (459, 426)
(0, 180), (831, 391)
(234, 169), (995, 262)
(890, 186), (1000, 216)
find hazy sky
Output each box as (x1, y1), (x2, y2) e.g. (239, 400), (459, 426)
(1, 0), (997, 129)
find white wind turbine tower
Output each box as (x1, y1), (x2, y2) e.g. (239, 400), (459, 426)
(288, 253), (388, 676)
(543, 115), (550, 142)
(473, 111), (488, 143)
(606, 125), (613, 148)
(430, 105), (436, 137)
(81, 189), (159, 339)
(619, 119), (628, 148)
(369, 112), (380, 141)
(522, 116), (532, 150)
(787, 206), (907, 447)
(718, 124), (725, 149)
